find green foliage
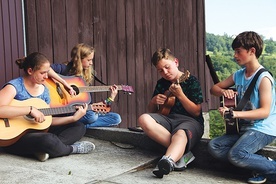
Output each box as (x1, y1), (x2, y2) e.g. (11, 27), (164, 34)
(264, 39), (276, 55)
(206, 33), (276, 138)
(209, 110), (225, 138)
(206, 32), (276, 82)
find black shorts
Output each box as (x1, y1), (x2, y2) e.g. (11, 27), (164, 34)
(148, 113), (204, 152)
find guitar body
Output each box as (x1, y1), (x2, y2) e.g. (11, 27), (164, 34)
(157, 70), (190, 116)
(45, 75), (134, 108)
(0, 98), (111, 147)
(157, 91), (176, 116)
(206, 56), (240, 135)
(0, 99), (52, 147)
(45, 76), (91, 108)
(222, 96), (239, 134)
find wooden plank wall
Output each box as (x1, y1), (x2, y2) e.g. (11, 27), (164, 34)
(0, 0), (220, 128)
(0, 0), (24, 86)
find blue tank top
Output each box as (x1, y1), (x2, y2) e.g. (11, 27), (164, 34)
(233, 67), (276, 136)
(4, 77), (50, 104)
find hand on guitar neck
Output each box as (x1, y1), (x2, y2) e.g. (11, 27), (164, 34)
(157, 70), (190, 115)
(221, 92), (239, 134)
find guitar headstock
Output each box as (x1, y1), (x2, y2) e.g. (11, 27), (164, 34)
(91, 103), (111, 114)
(121, 85), (134, 95)
(178, 70), (190, 83)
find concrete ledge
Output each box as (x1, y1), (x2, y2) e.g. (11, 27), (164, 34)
(85, 127), (166, 153)
(86, 127), (276, 174)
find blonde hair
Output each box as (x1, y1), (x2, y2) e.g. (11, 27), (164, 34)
(69, 43), (95, 85)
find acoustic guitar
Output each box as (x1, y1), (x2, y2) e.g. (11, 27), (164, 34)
(0, 98), (110, 147)
(157, 70), (190, 115)
(222, 95), (239, 134)
(44, 75), (134, 107)
(206, 55), (239, 134)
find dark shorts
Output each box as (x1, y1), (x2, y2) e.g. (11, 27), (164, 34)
(148, 113), (204, 152)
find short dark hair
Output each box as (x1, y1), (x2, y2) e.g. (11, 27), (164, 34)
(232, 31), (263, 58)
(151, 48), (175, 66)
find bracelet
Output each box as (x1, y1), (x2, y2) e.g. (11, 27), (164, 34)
(104, 97), (113, 106)
(107, 97), (114, 102)
(29, 106), (33, 115)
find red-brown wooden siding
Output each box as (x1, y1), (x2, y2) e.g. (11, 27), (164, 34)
(0, 0), (220, 128)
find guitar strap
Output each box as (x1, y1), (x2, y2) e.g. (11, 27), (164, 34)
(65, 62), (107, 85)
(92, 74), (107, 86)
(235, 68), (269, 111)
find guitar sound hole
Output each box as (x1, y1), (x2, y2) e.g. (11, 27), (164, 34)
(71, 85), (80, 95)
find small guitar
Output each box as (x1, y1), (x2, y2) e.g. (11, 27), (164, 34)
(0, 98), (110, 147)
(222, 95), (239, 134)
(157, 70), (190, 115)
(206, 55), (240, 134)
(44, 75), (134, 107)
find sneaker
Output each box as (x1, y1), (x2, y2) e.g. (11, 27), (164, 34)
(248, 174), (267, 184)
(34, 152), (49, 162)
(158, 156), (174, 174)
(72, 141), (95, 154)
(174, 151), (195, 171)
(153, 155), (174, 178)
(152, 165), (164, 178)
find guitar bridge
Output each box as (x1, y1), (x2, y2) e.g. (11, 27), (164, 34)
(2, 118), (10, 127)
(56, 82), (64, 99)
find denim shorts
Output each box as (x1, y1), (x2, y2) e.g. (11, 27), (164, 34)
(148, 113), (204, 152)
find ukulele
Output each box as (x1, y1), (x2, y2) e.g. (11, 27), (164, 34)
(222, 94), (239, 134)
(44, 75), (134, 107)
(0, 98), (110, 147)
(157, 70), (190, 115)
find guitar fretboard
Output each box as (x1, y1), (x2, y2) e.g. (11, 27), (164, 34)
(79, 85), (123, 93)
(39, 104), (109, 116)
(78, 85), (133, 93)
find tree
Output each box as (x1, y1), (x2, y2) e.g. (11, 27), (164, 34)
(265, 43), (276, 54)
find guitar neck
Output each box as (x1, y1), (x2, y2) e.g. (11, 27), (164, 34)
(78, 85), (124, 93)
(39, 105), (94, 116)
(206, 55), (220, 84)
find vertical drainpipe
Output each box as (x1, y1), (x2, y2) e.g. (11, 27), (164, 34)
(21, 0), (27, 56)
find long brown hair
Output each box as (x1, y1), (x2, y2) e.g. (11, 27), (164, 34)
(69, 43), (95, 85)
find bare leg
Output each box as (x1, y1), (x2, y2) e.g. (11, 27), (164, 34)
(165, 129), (187, 162)
(138, 114), (171, 147)
(138, 114), (188, 162)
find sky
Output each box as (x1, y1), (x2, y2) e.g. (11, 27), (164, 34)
(205, 0), (276, 40)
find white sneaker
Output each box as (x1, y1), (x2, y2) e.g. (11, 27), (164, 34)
(174, 151), (195, 171)
(72, 141), (95, 154)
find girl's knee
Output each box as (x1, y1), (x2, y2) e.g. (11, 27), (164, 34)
(114, 114), (122, 124)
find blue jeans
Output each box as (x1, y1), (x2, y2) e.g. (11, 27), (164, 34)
(208, 129), (276, 181)
(79, 110), (121, 128)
